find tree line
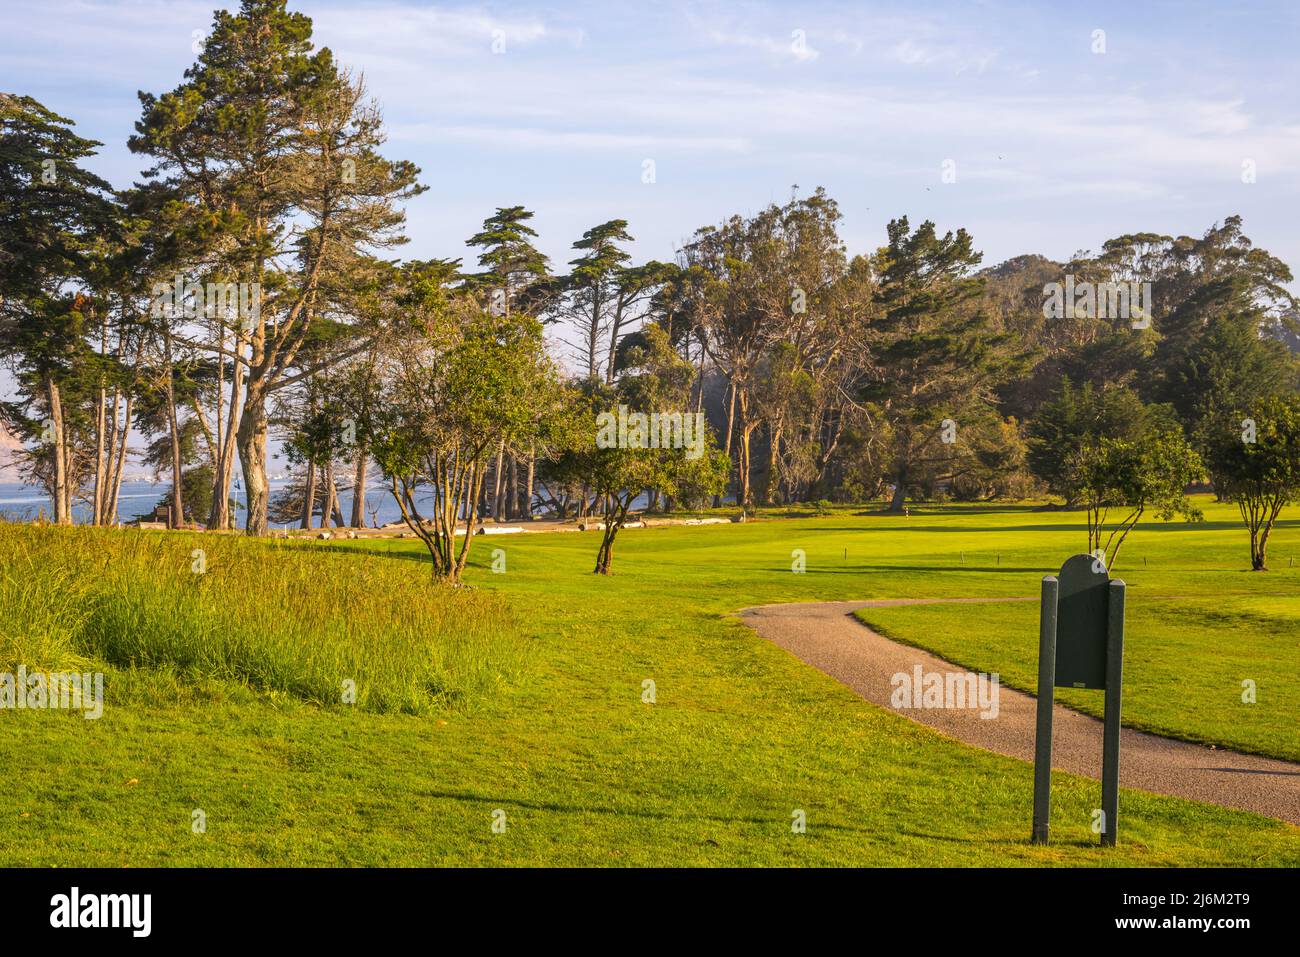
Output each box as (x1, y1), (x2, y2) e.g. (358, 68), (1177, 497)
(3, 0), (1300, 577)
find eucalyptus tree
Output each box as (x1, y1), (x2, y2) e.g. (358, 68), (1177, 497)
(746, 189), (848, 504)
(684, 190), (852, 510)
(804, 253), (880, 499)
(679, 214), (763, 509)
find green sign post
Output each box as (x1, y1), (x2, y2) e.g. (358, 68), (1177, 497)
(1031, 554), (1126, 846)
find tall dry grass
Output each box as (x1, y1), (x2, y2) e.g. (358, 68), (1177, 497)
(0, 524), (528, 713)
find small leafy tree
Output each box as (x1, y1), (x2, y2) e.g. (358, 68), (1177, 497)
(363, 273), (562, 582)
(560, 379), (727, 575)
(1205, 395), (1300, 570)
(1070, 428), (1203, 570)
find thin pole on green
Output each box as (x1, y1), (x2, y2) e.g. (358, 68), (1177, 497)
(1101, 579), (1126, 847)
(1031, 575), (1058, 845)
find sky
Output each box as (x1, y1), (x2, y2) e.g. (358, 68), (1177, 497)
(3, 0), (1299, 279)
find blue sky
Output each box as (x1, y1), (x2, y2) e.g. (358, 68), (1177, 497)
(3, 0), (1299, 276)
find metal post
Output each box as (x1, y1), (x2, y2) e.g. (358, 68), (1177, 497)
(1031, 575), (1059, 845)
(1101, 579), (1126, 846)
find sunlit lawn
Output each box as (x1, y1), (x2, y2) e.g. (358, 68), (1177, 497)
(0, 496), (1296, 866)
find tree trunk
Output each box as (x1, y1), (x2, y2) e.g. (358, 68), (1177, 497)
(714, 378), (736, 508)
(89, 316), (109, 525)
(209, 356), (244, 530)
(350, 450), (367, 528)
(300, 462), (317, 529)
(91, 391), (106, 525)
(762, 422), (782, 506)
(736, 388), (754, 513)
(594, 499), (628, 573)
(1251, 514), (1273, 571)
(587, 292), (602, 380)
(491, 441), (506, 522)
(322, 463), (334, 530)
(506, 452), (518, 521)
(92, 372), (106, 525)
(451, 460), (486, 581)
(888, 474), (907, 513)
(595, 523), (615, 574)
(693, 335), (706, 413)
(738, 427), (754, 512)
(325, 462), (345, 528)
(164, 333), (185, 528)
(237, 387), (270, 535)
(106, 391), (133, 525)
(104, 385), (121, 523)
(523, 444), (535, 519)
(46, 377), (71, 525)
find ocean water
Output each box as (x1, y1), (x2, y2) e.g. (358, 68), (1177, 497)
(0, 482), (661, 529)
(0, 480), (421, 529)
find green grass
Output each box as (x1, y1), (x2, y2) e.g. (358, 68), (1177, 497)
(0, 497), (1297, 866)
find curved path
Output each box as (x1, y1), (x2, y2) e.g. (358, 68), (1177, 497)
(739, 598), (1300, 825)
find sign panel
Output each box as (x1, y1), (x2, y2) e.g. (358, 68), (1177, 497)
(1053, 553), (1109, 689)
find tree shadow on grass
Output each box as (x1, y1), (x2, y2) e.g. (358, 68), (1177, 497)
(855, 503), (1053, 517)
(278, 540), (430, 561)
(417, 788), (876, 833)
(770, 565), (1049, 575)
(893, 828), (1082, 849)
(792, 521), (1290, 535)
(1196, 767), (1300, 777)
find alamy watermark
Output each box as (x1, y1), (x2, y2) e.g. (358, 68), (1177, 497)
(49, 887), (150, 937)
(0, 666), (104, 719)
(890, 666), (1000, 719)
(151, 276), (261, 328)
(596, 406), (706, 460)
(1042, 275), (1151, 329)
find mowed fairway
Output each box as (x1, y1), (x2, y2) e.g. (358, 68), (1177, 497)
(1, 497), (1297, 866)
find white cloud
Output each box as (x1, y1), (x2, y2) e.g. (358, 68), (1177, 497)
(391, 123), (750, 153)
(311, 3), (585, 61)
(707, 29), (820, 62)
